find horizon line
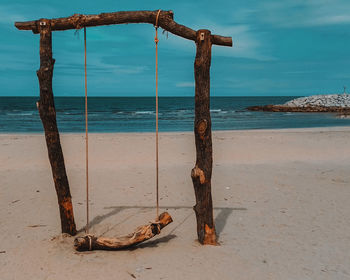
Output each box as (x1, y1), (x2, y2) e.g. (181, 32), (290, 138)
(0, 95), (304, 98)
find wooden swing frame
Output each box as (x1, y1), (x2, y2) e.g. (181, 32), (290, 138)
(15, 10), (233, 246)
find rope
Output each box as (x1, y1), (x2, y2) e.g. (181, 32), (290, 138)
(154, 10), (161, 221)
(84, 27), (90, 234)
(82, 11), (161, 229)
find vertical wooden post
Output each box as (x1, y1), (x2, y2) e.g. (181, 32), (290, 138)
(191, 29), (217, 245)
(37, 19), (77, 235)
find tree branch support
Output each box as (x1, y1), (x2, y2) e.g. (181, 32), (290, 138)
(191, 30), (217, 245)
(37, 19), (77, 236)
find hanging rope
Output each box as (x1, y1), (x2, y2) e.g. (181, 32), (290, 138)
(82, 11), (161, 231)
(154, 9), (161, 221)
(84, 27), (90, 234)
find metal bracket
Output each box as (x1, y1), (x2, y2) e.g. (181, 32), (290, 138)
(39, 21), (47, 26)
(200, 32), (205, 41)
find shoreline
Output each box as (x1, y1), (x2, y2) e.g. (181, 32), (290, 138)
(1, 125), (350, 136)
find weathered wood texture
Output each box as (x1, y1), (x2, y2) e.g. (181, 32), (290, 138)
(74, 212), (173, 251)
(15, 10), (232, 46)
(37, 19), (77, 236)
(191, 30), (217, 245)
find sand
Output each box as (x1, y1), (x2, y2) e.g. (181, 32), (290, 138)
(1, 127), (350, 280)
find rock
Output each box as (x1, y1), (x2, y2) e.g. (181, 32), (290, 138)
(284, 94), (350, 108)
(247, 94), (350, 113)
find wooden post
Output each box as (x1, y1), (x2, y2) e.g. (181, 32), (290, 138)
(37, 19), (77, 235)
(191, 29), (217, 245)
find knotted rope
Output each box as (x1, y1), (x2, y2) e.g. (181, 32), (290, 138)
(69, 14), (87, 30)
(82, 10), (162, 235)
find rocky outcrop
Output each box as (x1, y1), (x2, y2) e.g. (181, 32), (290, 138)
(284, 94), (350, 108)
(247, 94), (350, 113)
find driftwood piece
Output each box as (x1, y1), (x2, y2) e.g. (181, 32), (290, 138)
(74, 212), (173, 251)
(37, 19), (77, 236)
(191, 30), (217, 245)
(14, 10), (232, 46)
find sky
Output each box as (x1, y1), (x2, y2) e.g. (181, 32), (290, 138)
(1, 0), (350, 96)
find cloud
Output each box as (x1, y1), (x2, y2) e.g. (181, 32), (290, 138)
(206, 23), (275, 61)
(0, 6), (27, 24)
(254, 0), (350, 28)
(176, 82), (194, 88)
(54, 53), (148, 76)
(311, 14), (350, 26)
(161, 21), (274, 61)
(0, 52), (36, 71)
(226, 78), (291, 93)
(0, 3), (59, 25)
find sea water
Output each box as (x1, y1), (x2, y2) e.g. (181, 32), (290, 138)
(1, 96), (350, 133)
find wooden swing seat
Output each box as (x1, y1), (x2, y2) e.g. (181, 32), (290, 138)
(74, 212), (173, 251)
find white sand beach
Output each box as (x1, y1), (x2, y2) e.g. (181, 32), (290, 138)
(1, 127), (350, 279)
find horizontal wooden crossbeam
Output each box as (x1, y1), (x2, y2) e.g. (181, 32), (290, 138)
(14, 10), (232, 47)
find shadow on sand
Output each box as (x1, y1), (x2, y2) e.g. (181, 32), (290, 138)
(131, 234), (178, 250)
(78, 205), (247, 241)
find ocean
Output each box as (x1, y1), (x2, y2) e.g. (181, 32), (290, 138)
(1, 96), (350, 133)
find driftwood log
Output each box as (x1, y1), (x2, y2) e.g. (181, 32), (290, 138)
(191, 30), (217, 245)
(74, 212), (173, 251)
(37, 19), (77, 235)
(15, 10), (232, 47)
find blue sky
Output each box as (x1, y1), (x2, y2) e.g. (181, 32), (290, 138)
(1, 0), (350, 96)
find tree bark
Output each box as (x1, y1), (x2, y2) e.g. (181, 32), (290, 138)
(14, 10), (232, 47)
(37, 19), (77, 236)
(191, 30), (217, 245)
(74, 212), (173, 251)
